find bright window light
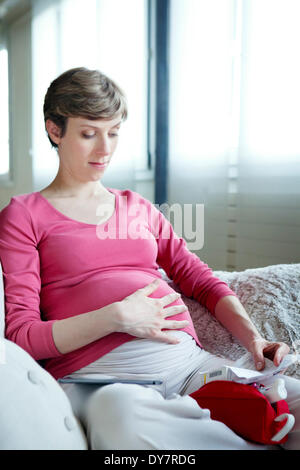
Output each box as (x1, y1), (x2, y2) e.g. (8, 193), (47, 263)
(169, 0), (235, 162)
(243, 0), (300, 162)
(0, 49), (9, 176)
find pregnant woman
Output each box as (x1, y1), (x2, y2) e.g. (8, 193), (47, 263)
(0, 67), (299, 450)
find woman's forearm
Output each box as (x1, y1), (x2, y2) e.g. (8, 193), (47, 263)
(52, 302), (119, 354)
(214, 295), (263, 351)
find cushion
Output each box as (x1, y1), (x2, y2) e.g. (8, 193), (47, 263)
(163, 263), (300, 380)
(0, 338), (88, 450)
(0, 262), (4, 338)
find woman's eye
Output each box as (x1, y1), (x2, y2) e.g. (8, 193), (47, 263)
(109, 133), (119, 138)
(82, 133), (95, 139)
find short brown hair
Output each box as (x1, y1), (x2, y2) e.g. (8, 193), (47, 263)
(43, 67), (128, 148)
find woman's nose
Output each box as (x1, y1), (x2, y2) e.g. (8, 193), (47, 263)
(96, 136), (110, 155)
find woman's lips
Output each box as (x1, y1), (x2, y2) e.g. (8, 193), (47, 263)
(88, 162), (108, 169)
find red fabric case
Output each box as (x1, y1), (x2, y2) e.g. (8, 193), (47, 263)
(190, 380), (290, 445)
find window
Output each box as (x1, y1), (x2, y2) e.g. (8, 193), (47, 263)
(169, 0), (300, 269)
(0, 48), (9, 177)
(31, 0), (149, 191)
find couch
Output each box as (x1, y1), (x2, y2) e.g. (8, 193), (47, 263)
(0, 261), (299, 450)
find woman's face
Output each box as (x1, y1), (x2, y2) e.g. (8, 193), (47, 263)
(47, 115), (122, 183)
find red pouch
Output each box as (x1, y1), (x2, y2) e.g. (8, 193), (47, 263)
(190, 380), (294, 445)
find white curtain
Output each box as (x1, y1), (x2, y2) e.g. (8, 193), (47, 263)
(0, 45), (9, 177)
(169, 0), (236, 269)
(169, 0), (300, 270)
(31, 0), (148, 191)
(236, 0), (300, 269)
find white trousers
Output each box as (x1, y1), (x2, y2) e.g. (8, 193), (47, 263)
(61, 332), (300, 450)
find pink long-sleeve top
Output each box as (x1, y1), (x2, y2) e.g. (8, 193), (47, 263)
(0, 188), (236, 379)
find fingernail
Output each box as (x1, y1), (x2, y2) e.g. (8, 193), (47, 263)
(256, 362), (263, 370)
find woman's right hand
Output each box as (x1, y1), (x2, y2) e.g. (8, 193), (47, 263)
(114, 279), (189, 344)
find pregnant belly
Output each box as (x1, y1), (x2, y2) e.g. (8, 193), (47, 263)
(41, 269), (187, 321)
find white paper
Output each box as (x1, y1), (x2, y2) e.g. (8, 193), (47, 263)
(196, 353), (299, 387)
(229, 353), (299, 384)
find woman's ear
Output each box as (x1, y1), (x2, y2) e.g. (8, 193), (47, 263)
(46, 119), (62, 146)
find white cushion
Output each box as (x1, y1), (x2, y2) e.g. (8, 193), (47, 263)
(0, 338), (88, 450)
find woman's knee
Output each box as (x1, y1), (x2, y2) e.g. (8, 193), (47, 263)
(84, 383), (153, 449)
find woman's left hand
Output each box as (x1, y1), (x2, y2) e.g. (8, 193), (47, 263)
(248, 337), (290, 371)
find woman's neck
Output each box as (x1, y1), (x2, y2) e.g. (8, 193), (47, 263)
(42, 179), (108, 199)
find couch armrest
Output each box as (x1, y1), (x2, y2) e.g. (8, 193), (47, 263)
(0, 338), (88, 450)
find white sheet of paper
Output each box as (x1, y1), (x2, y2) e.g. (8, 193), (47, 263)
(228, 353), (298, 384)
